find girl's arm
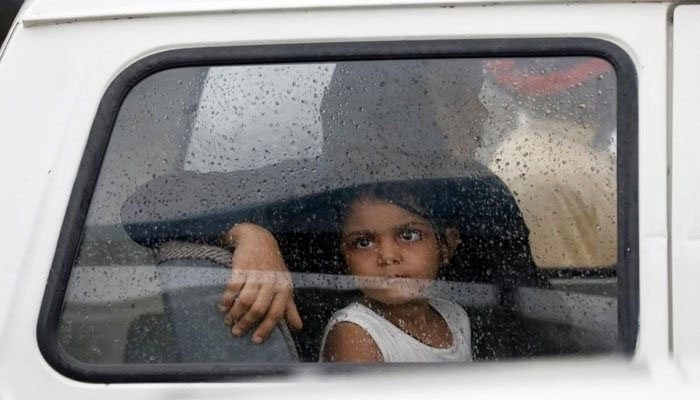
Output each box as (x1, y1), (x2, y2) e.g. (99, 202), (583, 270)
(323, 322), (383, 362)
(218, 223), (303, 343)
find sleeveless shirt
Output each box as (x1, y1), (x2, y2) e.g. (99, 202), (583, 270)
(320, 298), (473, 362)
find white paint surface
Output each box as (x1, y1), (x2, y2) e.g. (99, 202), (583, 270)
(0, 1), (676, 398)
(672, 4), (700, 372)
(18, 0), (676, 27)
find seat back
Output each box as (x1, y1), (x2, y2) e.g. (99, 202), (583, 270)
(126, 242), (299, 364)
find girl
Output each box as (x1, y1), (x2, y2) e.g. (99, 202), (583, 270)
(219, 182), (473, 362)
(319, 186), (472, 362)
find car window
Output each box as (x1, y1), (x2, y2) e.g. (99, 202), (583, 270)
(44, 41), (636, 380)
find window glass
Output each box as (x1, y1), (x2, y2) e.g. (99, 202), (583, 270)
(59, 56), (620, 366)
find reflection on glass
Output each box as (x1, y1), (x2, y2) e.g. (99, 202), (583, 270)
(59, 56), (619, 366)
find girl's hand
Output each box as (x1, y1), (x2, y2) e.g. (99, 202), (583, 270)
(218, 223), (303, 343)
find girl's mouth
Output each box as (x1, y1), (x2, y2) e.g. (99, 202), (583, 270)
(383, 275), (413, 288)
(354, 275), (432, 291)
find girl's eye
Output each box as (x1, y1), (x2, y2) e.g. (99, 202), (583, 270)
(353, 237), (375, 249)
(398, 229), (422, 242)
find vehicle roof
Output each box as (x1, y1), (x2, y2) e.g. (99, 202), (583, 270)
(20, 0), (671, 27)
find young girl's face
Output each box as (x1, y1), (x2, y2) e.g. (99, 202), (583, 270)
(340, 196), (442, 305)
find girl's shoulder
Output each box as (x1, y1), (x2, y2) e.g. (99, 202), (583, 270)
(322, 319), (384, 362)
(321, 302), (387, 362)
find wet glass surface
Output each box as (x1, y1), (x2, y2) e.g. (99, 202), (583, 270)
(59, 57), (619, 364)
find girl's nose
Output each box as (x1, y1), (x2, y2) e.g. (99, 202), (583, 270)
(377, 239), (402, 266)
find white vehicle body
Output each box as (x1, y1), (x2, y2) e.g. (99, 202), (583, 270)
(0, 0), (699, 398)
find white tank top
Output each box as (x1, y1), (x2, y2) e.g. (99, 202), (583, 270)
(320, 298), (473, 362)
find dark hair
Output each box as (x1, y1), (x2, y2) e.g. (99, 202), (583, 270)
(335, 180), (454, 239)
(342, 181), (438, 224)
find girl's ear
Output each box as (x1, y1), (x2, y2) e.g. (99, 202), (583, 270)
(441, 227), (462, 264)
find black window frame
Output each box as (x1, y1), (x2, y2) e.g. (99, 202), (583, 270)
(37, 38), (639, 383)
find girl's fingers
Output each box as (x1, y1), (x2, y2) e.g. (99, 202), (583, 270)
(233, 283), (276, 336)
(225, 281), (260, 333)
(251, 292), (288, 344)
(218, 288), (236, 313)
(285, 298), (303, 330)
(218, 270), (246, 312)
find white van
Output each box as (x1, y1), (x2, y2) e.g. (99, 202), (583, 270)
(1, 0), (699, 397)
